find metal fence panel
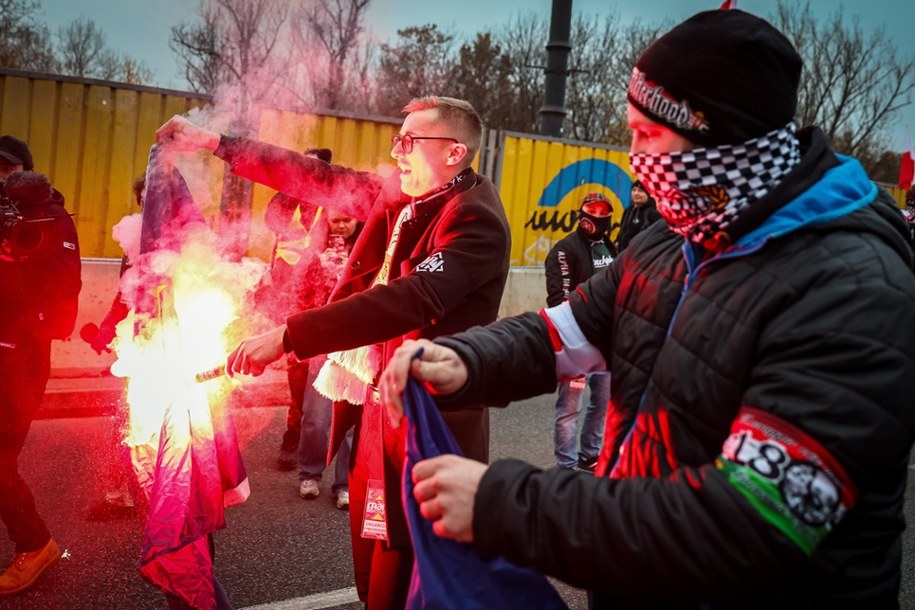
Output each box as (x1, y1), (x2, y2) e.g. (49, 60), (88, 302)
(4, 70), (909, 261)
(498, 132), (632, 266)
(1, 69), (206, 257)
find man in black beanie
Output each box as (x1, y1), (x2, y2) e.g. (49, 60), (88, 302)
(379, 8), (915, 609)
(615, 180), (660, 252)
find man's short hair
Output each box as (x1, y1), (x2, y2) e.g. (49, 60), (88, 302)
(401, 96), (483, 165)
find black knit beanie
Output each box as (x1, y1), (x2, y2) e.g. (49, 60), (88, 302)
(627, 9), (802, 147)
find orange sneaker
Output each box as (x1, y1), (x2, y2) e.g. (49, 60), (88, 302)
(0, 538), (60, 595)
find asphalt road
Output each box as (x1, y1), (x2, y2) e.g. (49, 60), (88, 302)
(0, 395), (913, 609)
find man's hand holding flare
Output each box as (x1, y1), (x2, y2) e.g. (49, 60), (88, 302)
(225, 325), (286, 378)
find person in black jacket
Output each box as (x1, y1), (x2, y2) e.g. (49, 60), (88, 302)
(544, 192), (612, 471)
(615, 180), (660, 252)
(380, 9), (915, 609)
(0, 136), (81, 595)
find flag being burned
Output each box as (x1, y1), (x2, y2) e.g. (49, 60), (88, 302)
(109, 145), (263, 610)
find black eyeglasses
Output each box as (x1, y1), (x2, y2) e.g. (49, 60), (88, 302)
(391, 134), (458, 154)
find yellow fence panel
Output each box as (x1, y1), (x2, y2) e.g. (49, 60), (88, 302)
(887, 186), (907, 207)
(0, 69), (206, 257)
(497, 132), (632, 267)
(10, 69), (904, 266)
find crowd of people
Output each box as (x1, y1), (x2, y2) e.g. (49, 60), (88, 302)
(2, 5), (915, 609)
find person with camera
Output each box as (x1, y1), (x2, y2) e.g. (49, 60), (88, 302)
(0, 135), (81, 595)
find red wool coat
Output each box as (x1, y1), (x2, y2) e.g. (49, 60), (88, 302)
(215, 136), (511, 545)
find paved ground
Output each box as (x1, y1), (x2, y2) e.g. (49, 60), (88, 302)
(3, 375), (914, 609)
(0, 393), (592, 610)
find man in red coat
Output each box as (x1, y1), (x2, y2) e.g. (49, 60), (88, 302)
(156, 96), (510, 607)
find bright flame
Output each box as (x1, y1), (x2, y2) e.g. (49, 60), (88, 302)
(109, 224), (264, 469)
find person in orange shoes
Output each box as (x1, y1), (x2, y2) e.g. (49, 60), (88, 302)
(0, 135), (80, 595)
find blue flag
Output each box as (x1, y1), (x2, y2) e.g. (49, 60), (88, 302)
(401, 377), (569, 610)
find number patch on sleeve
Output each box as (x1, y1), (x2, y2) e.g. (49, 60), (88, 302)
(715, 407), (857, 555)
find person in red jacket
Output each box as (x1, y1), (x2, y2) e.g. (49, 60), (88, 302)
(156, 96), (510, 608)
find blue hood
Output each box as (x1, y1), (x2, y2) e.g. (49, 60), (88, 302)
(738, 154), (876, 248)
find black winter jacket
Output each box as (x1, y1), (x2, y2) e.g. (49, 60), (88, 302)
(544, 228), (614, 307)
(0, 172), (81, 345)
(615, 196), (661, 252)
(434, 128), (915, 608)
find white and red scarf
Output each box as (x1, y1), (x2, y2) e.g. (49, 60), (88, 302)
(630, 122), (801, 247)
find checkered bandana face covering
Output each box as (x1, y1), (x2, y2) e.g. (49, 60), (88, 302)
(629, 122), (801, 245)
(905, 201), (915, 224)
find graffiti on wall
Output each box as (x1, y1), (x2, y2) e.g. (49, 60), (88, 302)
(515, 156), (633, 265)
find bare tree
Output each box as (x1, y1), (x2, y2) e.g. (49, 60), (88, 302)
(291, 0), (372, 110)
(481, 11), (659, 142)
(53, 17), (153, 83)
(170, 0), (288, 123)
(170, 18), (223, 94)
(56, 18), (106, 77)
(772, 1), (914, 175)
(449, 33), (516, 131)
(493, 13), (548, 134)
(117, 57), (153, 85)
(374, 24), (455, 116)
(0, 0), (56, 71)
(170, 0), (291, 259)
(565, 14), (662, 144)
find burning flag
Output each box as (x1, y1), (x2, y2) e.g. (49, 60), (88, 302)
(110, 146), (258, 609)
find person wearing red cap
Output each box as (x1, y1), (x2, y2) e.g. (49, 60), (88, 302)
(0, 135), (81, 595)
(544, 192), (613, 472)
(380, 8), (915, 608)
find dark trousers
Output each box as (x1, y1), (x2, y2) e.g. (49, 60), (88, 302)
(280, 359), (310, 450)
(0, 339), (52, 553)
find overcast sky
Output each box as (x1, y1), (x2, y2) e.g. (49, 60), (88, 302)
(36, 0), (915, 150)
